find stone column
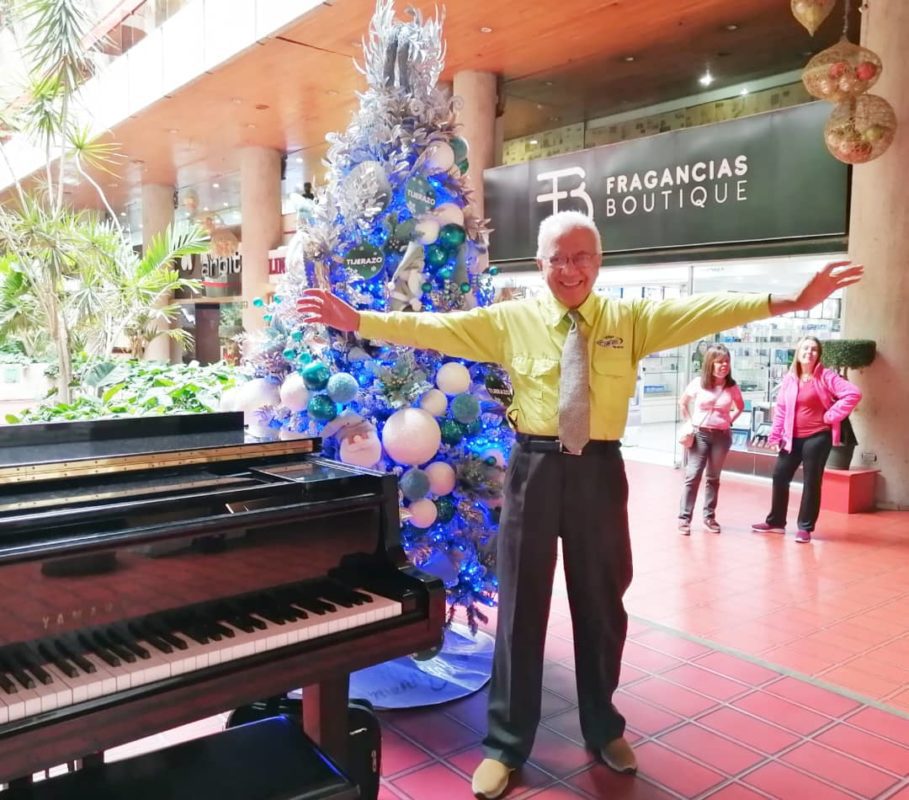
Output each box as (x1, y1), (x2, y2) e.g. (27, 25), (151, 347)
(141, 183), (175, 362)
(843, 0), (909, 507)
(453, 70), (498, 220)
(240, 146), (283, 336)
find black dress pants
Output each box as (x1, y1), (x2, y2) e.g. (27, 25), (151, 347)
(482, 439), (633, 767)
(767, 429), (833, 532)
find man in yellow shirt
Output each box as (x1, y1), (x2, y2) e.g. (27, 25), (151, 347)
(297, 211), (862, 800)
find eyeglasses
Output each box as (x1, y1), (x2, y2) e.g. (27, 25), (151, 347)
(546, 252), (599, 269)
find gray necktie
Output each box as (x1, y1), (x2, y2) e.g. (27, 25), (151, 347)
(558, 309), (590, 454)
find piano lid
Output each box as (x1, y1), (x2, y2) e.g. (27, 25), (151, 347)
(0, 412), (319, 485)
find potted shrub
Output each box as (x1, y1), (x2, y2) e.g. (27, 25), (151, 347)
(822, 339), (876, 469)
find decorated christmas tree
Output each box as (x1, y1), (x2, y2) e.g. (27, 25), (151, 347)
(233, 0), (512, 633)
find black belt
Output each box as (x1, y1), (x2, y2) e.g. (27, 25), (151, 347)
(515, 433), (621, 455)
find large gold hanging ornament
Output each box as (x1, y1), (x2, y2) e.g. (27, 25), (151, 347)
(802, 39), (882, 103)
(791, 0), (836, 35)
(824, 94), (897, 164)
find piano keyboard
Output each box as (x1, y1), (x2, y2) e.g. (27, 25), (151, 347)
(0, 582), (401, 726)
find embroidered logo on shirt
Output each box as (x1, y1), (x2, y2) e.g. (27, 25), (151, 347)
(596, 336), (625, 349)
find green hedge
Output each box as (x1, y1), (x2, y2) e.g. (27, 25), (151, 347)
(822, 339), (876, 371)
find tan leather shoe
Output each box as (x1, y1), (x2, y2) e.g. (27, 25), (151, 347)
(600, 736), (637, 774)
(471, 758), (513, 799)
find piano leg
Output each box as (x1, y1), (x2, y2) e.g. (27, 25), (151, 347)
(301, 675), (350, 771)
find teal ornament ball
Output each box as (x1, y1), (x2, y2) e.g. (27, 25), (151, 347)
(458, 159), (469, 175)
(421, 281), (433, 293)
(291, 330), (304, 342)
(252, 297), (264, 308)
(450, 136), (469, 164)
(282, 348), (295, 359)
(401, 468), (431, 501)
(466, 419), (483, 436)
(426, 243), (449, 268)
(327, 372), (358, 404)
(435, 495), (457, 524)
(302, 361), (330, 390)
(440, 418), (464, 445)
(459, 282), (471, 294)
(307, 393), (337, 421)
(450, 393), (480, 424)
(489, 266), (499, 276)
(437, 267), (453, 281)
(439, 223), (467, 250)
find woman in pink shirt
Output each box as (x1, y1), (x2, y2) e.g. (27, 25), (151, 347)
(678, 344), (745, 534)
(752, 336), (862, 543)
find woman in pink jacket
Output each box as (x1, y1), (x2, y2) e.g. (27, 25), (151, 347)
(752, 336), (862, 542)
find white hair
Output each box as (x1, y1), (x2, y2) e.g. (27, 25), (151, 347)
(536, 211), (602, 259)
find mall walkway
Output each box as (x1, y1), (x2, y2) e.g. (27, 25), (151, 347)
(103, 461), (909, 799)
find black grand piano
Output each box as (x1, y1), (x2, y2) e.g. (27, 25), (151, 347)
(0, 412), (445, 787)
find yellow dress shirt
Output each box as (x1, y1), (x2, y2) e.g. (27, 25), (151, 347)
(359, 290), (770, 440)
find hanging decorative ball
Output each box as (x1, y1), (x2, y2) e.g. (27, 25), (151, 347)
(434, 495), (457, 524)
(436, 362), (472, 395)
(381, 408), (442, 465)
(480, 447), (507, 469)
(252, 297), (265, 308)
(282, 348), (296, 359)
(425, 460), (457, 495)
(419, 388), (449, 417)
(235, 378), (280, 412)
(437, 267), (453, 281)
(219, 386), (241, 412)
(401, 468), (431, 501)
(802, 40), (882, 103)
(433, 203), (465, 227)
(279, 372), (311, 413)
(489, 266), (499, 276)
(413, 216), (441, 245)
(408, 498), (438, 529)
(459, 282), (471, 294)
(825, 94), (897, 164)
(327, 372), (359, 404)
(450, 393), (481, 424)
(457, 159), (469, 175)
(791, 0), (836, 35)
(466, 419), (483, 436)
(302, 360), (331, 390)
(439, 223), (467, 250)
(484, 368), (515, 409)
(440, 418), (464, 445)
(291, 330), (304, 342)
(450, 136), (469, 164)
(421, 281), (433, 293)
(425, 243), (449, 268)
(307, 393), (338, 422)
(421, 141), (456, 174)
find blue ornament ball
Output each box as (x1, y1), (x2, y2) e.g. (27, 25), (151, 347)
(401, 468), (431, 501)
(302, 360), (330, 390)
(450, 393), (480, 424)
(307, 393), (338, 421)
(327, 372), (359, 404)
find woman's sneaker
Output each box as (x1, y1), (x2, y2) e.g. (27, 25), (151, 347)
(678, 520), (691, 535)
(704, 518), (721, 534)
(751, 522), (785, 534)
(795, 530), (812, 543)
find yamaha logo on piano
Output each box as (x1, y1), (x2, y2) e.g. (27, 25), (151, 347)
(43, 602), (115, 630)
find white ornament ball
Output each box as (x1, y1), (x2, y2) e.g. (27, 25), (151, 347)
(425, 461), (457, 496)
(381, 408), (442, 466)
(419, 388), (449, 417)
(279, 427), (311, 441)
(279, 372), (310, 413)
(436, 362), (472, 396)
(414, 216), (440, 245)
(339, 429), (383, 468)
(422, 141), (456, 174)
(433, 203), (464, 227)
(408, 498), (439, 529)
(219, 386), (241, 412)
(236, 378), (280, 412)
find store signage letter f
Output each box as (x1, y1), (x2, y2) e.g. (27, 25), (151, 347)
(535, 167), (594, 218)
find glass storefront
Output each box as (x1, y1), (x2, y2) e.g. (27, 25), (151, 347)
(493, 253), (845, 471)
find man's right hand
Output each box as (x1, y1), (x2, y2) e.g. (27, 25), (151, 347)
(296, 289), (361, 332)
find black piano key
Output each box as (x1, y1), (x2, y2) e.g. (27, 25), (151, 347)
(0, 671), (18, 694)
(55, 639), (96, 674)
(93, 631), (136, 664)
(78, 632), (120, 668)
(0, 654), (35, 690)
(147, 623), (189, 651)
(222, 602), (266, 630)
(317, 585), (355, 608)
(168, 617), (209, 645)
(209, 621), (235, 638)
(288, 592), (331, 616)
(108, 629), (150, 660)
(37, 642), (78, 679)
(14, 649), (53, 685)
(128, 622), (173, 654)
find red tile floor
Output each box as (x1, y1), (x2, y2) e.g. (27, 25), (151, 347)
(108, 461), (909, 798)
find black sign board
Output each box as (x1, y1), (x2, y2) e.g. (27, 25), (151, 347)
(484, 103), (848, 262)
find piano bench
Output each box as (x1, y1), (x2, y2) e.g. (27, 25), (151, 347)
(8, 716), (359, 800)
